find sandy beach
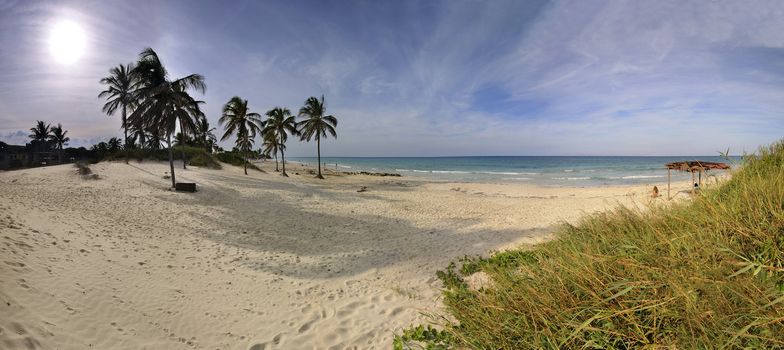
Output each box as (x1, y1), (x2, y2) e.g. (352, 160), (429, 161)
(0, 160), (695, 349)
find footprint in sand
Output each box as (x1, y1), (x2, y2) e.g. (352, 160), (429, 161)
(298, 315), (320, 334)
(10, 322), (26, 335)
(4, 260), (25, 267)
(336, 300), (364, 318)
(389, 306), (405, 317)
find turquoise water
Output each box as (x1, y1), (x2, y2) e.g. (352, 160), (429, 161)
(287, 156), (738, 186)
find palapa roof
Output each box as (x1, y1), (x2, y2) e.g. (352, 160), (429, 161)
(665, 161), (730, 172)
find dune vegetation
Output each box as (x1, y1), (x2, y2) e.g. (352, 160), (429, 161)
(397, 140), (784, 349)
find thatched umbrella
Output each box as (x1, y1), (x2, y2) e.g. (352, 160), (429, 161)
(664, 161), (730, 199)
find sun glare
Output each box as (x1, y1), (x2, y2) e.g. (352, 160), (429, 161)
(48, 20), (86, 65)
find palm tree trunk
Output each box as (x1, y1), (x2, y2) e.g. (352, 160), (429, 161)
(316, 134), (323, 179)
(122, 105), (129, 148)
(274, 153), (279, 171)
(167, 133), (176, 188)
(181, 147), (187, 169)
(281, 149), (287, 176)
(122, 105), (129, 164)
(179, 119), (187, 170)
(280, 135), (287, 177)
(138, 125), (146, 150)
(244, 147), (248, 175)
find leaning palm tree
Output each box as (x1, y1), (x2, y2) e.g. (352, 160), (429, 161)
(195, 116), (217, 153)
(263, 107), (298, 176)
(298, 95), (338, 179)
(262, 132), (283, 172)
(219, 96), (264, 175)
(127, 47), (206, 188)
(49, 123), (70, 163)
(99, 63), (138, 148)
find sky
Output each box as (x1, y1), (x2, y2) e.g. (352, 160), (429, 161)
(0, 0), (783, 157)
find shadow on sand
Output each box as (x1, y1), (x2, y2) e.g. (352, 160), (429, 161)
(157, 170), (545, 280)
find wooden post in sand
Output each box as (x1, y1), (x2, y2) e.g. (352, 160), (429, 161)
(691, 170), (696, 194)
(667, 168), (671, 200)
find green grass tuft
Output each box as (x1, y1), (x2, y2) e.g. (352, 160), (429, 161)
(398, 140), (784, 349)
(101, 147), (264, 172)
(106, 146), (223, 170)
(213, 151), (262, 171)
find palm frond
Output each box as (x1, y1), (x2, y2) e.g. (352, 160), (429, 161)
(296, 96), (338, 142)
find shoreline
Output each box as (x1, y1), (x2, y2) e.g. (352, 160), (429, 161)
(271, 158), (708, 196)
(283, 157), (731, 188)
(0, 160), (705, 348)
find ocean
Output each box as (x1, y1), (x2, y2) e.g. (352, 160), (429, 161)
(287, 156), (739, 186)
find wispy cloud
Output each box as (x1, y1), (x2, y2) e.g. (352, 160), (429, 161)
(0, 0), (782, 155)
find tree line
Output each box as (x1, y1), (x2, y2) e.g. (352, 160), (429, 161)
(98, 47), (338, 187)
(26, 120), (70, 163)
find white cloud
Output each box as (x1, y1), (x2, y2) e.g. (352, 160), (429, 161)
(1, 0), (783, 156)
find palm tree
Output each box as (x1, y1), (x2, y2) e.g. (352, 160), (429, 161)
(127, 48), (206, 188)
(50, 123), (70, 163)
(195, 116), (217, 153)
(262, 132), (283, 172)
(29, 120), (51, 142)
(174, 132), (193, 147)
(179, 99), (205, 169)
(125, 134), (138, 149)
(235, 130), (256, 173)
(99, 63), (138, 148)
(263, 107), (298, 176)
(28, 120), (52, 154)
(92, 141), (108, 153)
(298, 95), (338, 179)
(219, 96), (264, 175)
(107, 137), (123, 153)
(145, 129), (163, 150)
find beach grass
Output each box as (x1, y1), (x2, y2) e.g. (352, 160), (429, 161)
(107, 146), (219, 168)
(397, 140), (784, 349)
(74, 161), (92, 175)
(101, 146), (262, 171)
(214, 151), (262, 171)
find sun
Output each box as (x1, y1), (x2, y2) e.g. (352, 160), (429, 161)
(48, 20), (86, 65)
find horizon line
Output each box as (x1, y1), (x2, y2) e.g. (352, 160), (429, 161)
(286, 154), (742, 158)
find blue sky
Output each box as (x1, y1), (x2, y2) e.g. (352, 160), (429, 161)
(0, 0), (782, 156)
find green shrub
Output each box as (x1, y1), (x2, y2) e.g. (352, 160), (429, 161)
(101, 146), (262, 171)
(393, 325), (452, 350)
(74, 161), (92, 175)
(404, 140), (784, 349)
(187, 152), (211, 167)
(214, 151), (261, 171)
(105, 146), (222, 169)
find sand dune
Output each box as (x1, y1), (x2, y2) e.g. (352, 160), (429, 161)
(0, 160), (692, 349)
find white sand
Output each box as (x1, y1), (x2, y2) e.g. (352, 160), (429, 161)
(0, 160), (695, 349)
